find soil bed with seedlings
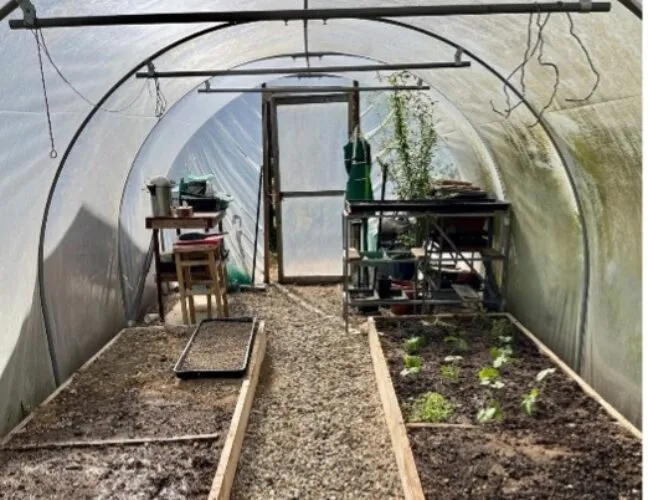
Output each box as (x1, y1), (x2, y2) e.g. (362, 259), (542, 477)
(0, 325), (242, 499)
(375, 315), (642, 499)
(179, 319), (254, 372)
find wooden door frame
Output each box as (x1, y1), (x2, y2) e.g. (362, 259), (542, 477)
(262, 84), (360, 284)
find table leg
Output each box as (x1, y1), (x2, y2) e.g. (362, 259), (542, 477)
(152, 229), (165, 322)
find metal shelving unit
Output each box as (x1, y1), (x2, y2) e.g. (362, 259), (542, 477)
(342, 198), (511, 331)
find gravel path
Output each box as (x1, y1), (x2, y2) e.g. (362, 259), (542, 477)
(228, 287), (403, 499)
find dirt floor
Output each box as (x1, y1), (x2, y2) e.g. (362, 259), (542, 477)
(179, 319), (254, 372)
(376, 316), (642, 499)
(0, 325), (241, 499)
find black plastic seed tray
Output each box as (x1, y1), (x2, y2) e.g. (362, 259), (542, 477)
(173, 316), (258, 379)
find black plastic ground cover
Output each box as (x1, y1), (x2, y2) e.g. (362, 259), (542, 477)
(173, 316), (258, 379)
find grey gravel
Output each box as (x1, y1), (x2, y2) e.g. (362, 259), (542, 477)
(228, 287), (403, 500)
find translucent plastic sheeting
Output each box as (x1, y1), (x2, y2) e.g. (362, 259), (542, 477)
(281, 196), (345, 277)
(276, 101), (350, 192)
(0, 0), (640, 438)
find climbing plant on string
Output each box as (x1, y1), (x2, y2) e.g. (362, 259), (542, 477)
(378, 71), (441, 247)
(380, 71), (439, 201)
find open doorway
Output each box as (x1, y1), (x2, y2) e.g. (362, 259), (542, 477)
(263, 88), (359, 284)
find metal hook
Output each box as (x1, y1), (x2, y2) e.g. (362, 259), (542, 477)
(18, 0), (36, 27)
(146, 60), (156, 77)
(454, 48), (464, 66)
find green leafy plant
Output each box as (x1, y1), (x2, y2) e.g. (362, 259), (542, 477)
(440, 364), (460, 381)
(489, 345), (514, 369)
(478, 366), (504, 389)
(521, 367), (556, 416)
(477, 399), (504, 424)
(380, 71), (439, 201)
(410, 392), (454, 423)
(401, 354), (422, 377)
(443, 336), (469, 352)
(404, 336), (426, 355)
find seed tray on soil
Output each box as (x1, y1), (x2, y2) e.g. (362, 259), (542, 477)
(375, 315), (642, 499)
(174, 316), (257, 379)
(5, 326), (241, 445)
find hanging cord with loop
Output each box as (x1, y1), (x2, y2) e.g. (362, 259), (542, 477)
(31, 28), (57, 159)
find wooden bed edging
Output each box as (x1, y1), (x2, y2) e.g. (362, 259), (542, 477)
(0, 327), (132, 446)
(370, 313), (642, 441)
(208, 320), (267, 500)
(367, 318), (426, 500)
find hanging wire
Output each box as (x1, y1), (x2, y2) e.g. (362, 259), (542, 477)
(36, 29), (149, 114)
(528, 14), (560, 128)
(31, 29), (57, 159)
(149, 74), (168, 118)
(564, 12), (601, 102)
(491, 12), (552, 118)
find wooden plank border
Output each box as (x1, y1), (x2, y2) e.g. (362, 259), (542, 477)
(208, 320), (267, 500)
(0, 327), (132, 445)
(372, 313), (642, 440)
(367, 318), (426, 500)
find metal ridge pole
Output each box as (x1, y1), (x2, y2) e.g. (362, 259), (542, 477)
(136, 61), (470, 79)
(197, 85), (432, 93)
(9, 3), (612, 29)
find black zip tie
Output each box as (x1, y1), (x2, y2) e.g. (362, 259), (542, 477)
(32, 29), (57, 159)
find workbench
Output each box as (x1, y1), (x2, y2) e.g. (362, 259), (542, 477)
(145, 212), (226, 321)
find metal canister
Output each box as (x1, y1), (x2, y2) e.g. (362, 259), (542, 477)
(146, 176), (173, 216)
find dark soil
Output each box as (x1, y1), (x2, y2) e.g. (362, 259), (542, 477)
(409, 426), (641, 500)
(6, 326), (240, 444)
(376, 315), (642, 499)
(0, 441), (219, 499)
(0, 325), (242, 498)
(180, 320), (254, 372)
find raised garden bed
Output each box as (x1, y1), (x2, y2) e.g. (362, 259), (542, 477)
(0, 322), (266, 499)
(369, 313), (642, 499)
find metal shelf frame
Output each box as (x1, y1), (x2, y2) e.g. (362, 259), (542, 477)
(341, 199), (511, 332)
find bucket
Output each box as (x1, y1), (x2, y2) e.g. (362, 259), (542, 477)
(147, 176), (173, 217)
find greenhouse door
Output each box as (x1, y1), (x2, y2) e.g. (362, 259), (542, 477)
(269, 93), (357, 284)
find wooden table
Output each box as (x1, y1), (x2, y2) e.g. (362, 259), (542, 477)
(145, 212), (226, 321)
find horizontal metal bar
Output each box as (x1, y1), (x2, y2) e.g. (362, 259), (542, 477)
(280, 190), (346, 198)
(8, 3), (611, 29)
(137, 61), (470, 79)
(198, 85), (432, 94)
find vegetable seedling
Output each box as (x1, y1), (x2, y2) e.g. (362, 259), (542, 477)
(404, 336), (426, 355)
(490, 318), (514, 339)
(477, 399), (504, 424)
(490, 345), (513, 369)
(410, 392), (454, 423)
(521, 367), (556, 416)
(478, 366), (504, 389)
(443, 336), (469, 352)
(440, 364), (460, 381)
(400, 354), (422, 377)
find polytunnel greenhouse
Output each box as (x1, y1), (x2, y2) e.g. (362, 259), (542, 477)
(0, 1), (642, 498)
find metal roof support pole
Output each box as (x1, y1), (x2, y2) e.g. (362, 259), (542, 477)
(136, 61), (471, 79)
(8, 2), (611, 29)
(1, 0), (33, 24)
(196, 85), (432, 94)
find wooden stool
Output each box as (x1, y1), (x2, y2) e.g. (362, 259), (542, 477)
(173, 242), (229, 325)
